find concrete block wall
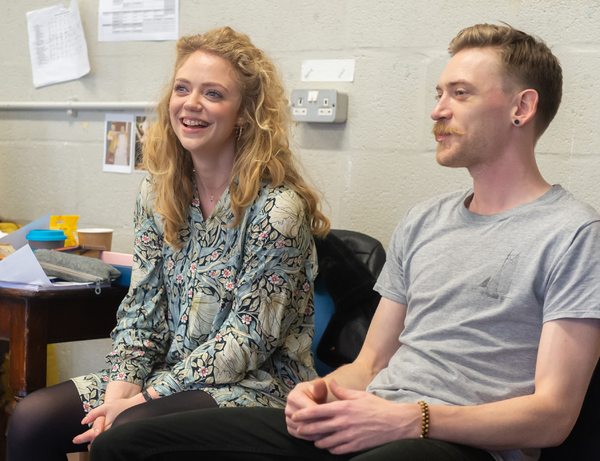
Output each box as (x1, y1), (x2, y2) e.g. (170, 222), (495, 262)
(1, 0), (599, 379)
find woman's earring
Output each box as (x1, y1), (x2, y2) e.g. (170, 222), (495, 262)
(514, 120), (520, 125)
(236, 126), (244, 141)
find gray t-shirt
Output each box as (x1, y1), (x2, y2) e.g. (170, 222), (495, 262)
(368, 185), (600, 461)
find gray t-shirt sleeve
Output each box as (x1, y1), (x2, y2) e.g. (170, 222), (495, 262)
(544, 221), (600, 322)
(374, 219), (407, 305)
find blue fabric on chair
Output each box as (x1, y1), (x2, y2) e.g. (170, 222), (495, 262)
(312, 279), (336, 376)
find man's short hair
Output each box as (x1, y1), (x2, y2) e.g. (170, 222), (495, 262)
(449, 23), (562, 139)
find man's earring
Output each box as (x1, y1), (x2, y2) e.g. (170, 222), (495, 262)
(514, 120), (520, 125)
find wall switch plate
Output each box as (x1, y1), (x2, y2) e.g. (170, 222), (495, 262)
(290, 89), (347, 123)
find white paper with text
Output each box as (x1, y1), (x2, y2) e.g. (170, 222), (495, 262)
(98, 0), (179, 42)
(26, 0), (90, 88)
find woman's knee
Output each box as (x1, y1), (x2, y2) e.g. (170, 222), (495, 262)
(8, 381), (85, 453)
(8, 390), (53, 442)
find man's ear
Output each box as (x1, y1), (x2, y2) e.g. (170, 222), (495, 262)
(512, 89), (538, 126)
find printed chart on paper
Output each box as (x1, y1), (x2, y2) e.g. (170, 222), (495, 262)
(98, 0), (179, 41)
(26, 0), (90, 87)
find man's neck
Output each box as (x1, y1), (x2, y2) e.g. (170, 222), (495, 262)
(466, 150), (551, 215)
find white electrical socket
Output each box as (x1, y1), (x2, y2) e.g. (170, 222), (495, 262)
(290, 89), (347, 123)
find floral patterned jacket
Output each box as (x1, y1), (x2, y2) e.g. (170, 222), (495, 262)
(106, 176), (318, 407)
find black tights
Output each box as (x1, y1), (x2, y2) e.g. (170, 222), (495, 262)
(7, 380), (217, 461)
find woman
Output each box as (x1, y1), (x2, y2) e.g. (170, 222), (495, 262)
(7, 26), (329, 460)
(113, 125), (130, 166)
(106, 122), (118, 164)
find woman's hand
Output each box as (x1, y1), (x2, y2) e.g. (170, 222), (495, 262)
(285, 378), (329, 440)
(72, 393), (145, 448)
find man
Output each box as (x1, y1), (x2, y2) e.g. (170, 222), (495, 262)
(90, 24), (600, 461)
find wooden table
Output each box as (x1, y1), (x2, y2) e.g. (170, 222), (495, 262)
(0, 284), (128, 460)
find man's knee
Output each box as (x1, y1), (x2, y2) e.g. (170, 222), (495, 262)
(91, 424), (139, 460)
(111, 405), (141, 429)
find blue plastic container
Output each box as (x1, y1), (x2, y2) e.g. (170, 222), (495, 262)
(26, 229), (67, 250)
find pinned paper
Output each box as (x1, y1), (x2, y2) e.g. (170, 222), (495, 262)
(98, 0), (179, 42)
(26, 0), (90, 88)
(104, 114), (135, 174)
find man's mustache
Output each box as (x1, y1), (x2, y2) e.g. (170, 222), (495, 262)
(431, 122), (465, 137)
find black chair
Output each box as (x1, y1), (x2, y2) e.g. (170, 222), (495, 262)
(539, 358), (600, 460)
(312, 229), (386, 373)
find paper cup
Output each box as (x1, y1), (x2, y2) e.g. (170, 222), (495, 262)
(77, 228), (113, 251)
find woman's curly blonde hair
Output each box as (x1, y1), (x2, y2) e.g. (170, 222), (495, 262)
(143, 27), (329, 247)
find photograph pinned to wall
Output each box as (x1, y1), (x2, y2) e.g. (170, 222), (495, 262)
(103, 113), (134, 173)
(134, 114), (157, 172)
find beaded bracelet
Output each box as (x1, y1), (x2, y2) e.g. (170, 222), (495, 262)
(418, 401), (430, 438)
